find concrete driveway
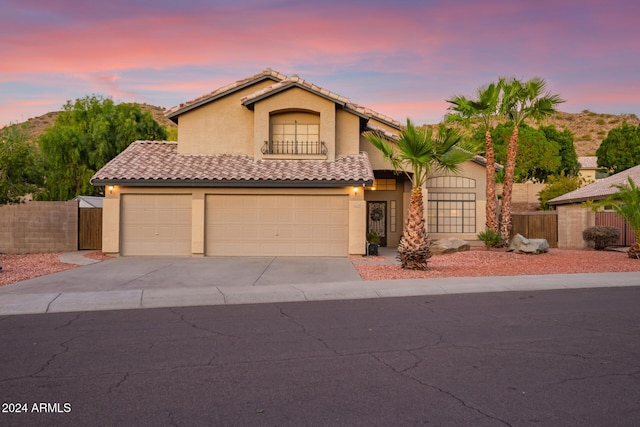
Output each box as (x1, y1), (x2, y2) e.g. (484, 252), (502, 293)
(1, 251), (639, 316)
(0, 255), (362, 295)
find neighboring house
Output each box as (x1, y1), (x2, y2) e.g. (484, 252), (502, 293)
(92, 69), (494, 256)
(548, 164), (640, 248)
(577, 156), (599, 183)
(74, 196), (104, 208)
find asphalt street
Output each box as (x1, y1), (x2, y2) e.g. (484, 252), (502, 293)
(2, 287), (640, 426)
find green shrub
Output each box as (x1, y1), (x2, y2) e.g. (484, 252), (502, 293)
(366, 230), (381, 244)
(538, 175), (583, 210)
(582, 226), (620, 250)
(477, 229), (501, 250)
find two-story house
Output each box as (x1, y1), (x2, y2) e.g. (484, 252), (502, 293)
(92, 69), (493, 257)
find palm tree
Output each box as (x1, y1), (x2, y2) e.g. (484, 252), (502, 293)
(499, 77), (564, 244)
(600, 177), (640, 259)
(365, 119), (478, 270)
(447, 81), (502, 232)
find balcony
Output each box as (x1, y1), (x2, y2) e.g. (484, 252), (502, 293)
(262, 140), (327, 156)
(261, 140), (328, 160)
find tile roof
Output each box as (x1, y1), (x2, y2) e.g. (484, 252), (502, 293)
(578, 156), (599, 169)
(165, 68), (287, 120)
(241, 74), (402, 129)
(549, 163), (640, 205)
(166, 68), (402, 129)
(91, 141), (374, 187)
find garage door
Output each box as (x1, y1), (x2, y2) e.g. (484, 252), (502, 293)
(121, 194), (192, 256)
(206, 195), (348, 256)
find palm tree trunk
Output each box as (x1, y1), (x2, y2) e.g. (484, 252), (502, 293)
(485, 129), (498, 232)
(500, 126), (519, 244)
(397, 186), (431, 270)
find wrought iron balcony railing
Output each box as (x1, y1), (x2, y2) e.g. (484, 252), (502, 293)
(262, 140), (327, 155)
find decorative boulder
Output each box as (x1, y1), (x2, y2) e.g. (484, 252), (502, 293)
(507, 234), (549, 254)
(430, 238), (470, 255)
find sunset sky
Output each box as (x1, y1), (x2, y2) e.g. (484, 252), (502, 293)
(1, 0), (639, 127)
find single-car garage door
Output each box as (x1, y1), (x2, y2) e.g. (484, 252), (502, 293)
(121, 194), (192, 256)
(206, 195), (348, 256)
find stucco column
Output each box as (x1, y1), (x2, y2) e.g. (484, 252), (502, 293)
(348, 188), (366, 255)
(191, 191), (205, 256)
(102, 196), (120, 254)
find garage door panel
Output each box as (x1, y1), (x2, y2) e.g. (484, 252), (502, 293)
(206, 195), (348, 256)
(121, 194), (192, 256)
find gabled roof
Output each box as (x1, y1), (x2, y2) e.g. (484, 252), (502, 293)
(549, 164), (640, 205)
(165, 68), (287, 122)
(241, 73), (402, 130)
(74, 195), (103, 208)
(578, 156), (599, 170)
(91, 141), (374, 187)
(166, 68), (402, 130)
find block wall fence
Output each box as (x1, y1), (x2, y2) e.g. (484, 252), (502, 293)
(0, 201), (78, 254)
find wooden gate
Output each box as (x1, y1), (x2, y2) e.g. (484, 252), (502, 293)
(510, 211), (558, 248)
(596, 211), (637, 246)
(79, 208), (102, 250)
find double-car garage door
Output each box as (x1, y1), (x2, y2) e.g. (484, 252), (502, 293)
(120, 194), (348, 256)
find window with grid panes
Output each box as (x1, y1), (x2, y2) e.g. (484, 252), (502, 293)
(427, 192), (476, 233)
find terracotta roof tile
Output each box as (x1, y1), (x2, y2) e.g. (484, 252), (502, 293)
(240, 74), (402, 129)
(549, 164), (640, 205)
(91, 141), (374, 186)
(165, 68), (287, 118)
(578, 156), (599, 169)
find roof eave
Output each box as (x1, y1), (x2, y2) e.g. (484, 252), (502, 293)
(242, 82), (348, 109)
(91, 178), (374, 188)
(548, 195), (605, 206)
(167, 75), (282, 122)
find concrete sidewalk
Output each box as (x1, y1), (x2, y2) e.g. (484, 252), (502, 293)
(1, 249), (638, 316)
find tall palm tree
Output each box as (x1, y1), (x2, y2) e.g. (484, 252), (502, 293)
(447, 81), (502, 232)
(365, 119), (478, 270)
(499, 77), (564, 244)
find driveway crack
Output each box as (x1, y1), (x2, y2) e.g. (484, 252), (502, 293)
(251, 257), (276, 286)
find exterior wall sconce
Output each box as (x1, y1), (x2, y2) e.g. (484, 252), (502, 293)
(353, 186), (359, 195)
(108, 185), (114, 194)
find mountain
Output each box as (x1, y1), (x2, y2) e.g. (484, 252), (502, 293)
(5, 104), (177, 143)
(5, 106), (638, 157)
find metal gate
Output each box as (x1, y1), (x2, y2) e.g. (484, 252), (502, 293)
(596, 211), (637, 246)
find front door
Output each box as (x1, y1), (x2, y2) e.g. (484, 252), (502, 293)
(367, 201), (387, 246)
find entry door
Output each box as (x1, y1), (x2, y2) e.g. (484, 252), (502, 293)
(367, 201), (387, 246)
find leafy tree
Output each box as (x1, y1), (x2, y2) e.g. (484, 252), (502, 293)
(596, 122), (640, 174)
(538, 174), (583, 210)
(38, 95), (167, 200)
(499, 77), (564, 243)
(447, 82), (501, 232)
(0, 124), (43, 204)
(486, 123), (561, 182)
(365, 120), (478, 270)
(540, 125), (579, 176)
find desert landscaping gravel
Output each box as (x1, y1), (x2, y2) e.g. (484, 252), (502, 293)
(354, 247), (640, 280)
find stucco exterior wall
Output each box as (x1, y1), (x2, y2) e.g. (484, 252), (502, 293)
(336, 109), (361, 156)
(496, 183), (545, 211)
(0, 201), (78, 254)
(177, 80), (274, 155)
(557, 205), (595, 249)
(253, 88), (337, 160)
(102, 186), (366, 256)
